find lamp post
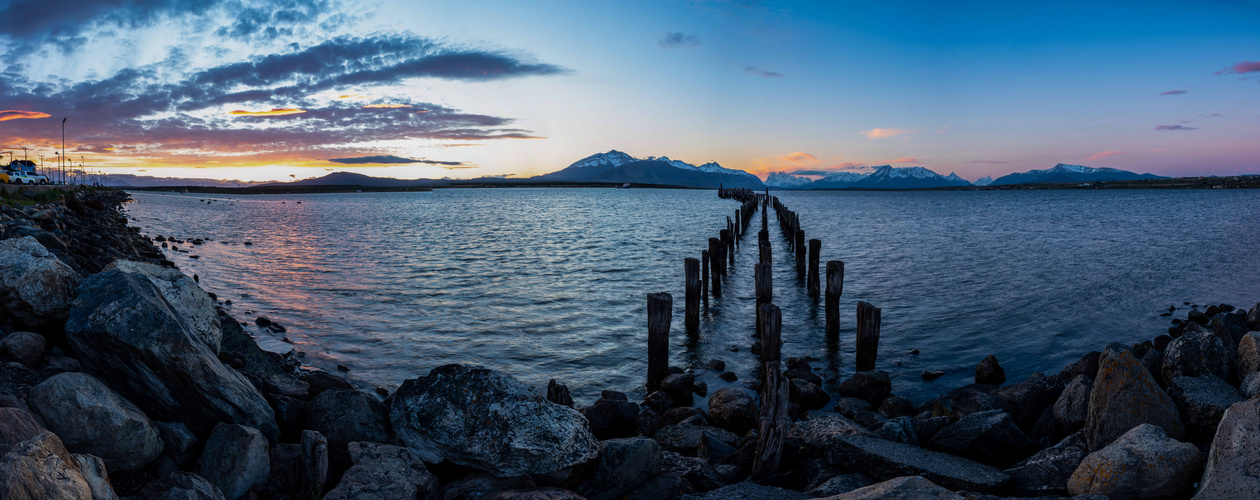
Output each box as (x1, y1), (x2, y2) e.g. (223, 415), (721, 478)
(61, 117), (66, 185)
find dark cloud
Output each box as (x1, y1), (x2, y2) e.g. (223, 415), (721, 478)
(743, 65), (782, 77)
(330, 155), (463, 165)
(1154, 125), (1197, 131)
(1158, 90), (1187, 95)
(659, 32), (701, 49)
(1200, 113), (1224, 118)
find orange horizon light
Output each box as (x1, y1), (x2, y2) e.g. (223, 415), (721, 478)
(0, 110), (52, 121)
(228, 108), (307, 116)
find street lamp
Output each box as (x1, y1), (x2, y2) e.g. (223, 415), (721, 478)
(61, 117), (66, 185)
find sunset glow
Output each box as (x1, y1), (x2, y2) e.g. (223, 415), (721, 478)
(0, 110), (51, 121)
(228, 108), (308, 117)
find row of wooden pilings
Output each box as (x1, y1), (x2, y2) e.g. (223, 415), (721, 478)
(645, 188), (885, 480)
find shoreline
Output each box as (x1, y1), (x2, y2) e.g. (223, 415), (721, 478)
(1, 186), (1258, 499)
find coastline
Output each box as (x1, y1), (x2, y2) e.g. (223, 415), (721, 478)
(1, 186), (1258, 499)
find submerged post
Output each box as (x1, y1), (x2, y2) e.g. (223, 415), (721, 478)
(685, 258), (700, 330)
(794, 229), (806, 279)
(825, 261), (844, 337)
(856, 301), (881, 372)
(807, 239), (821, 301)
(708, 238), (722, 297)
(647, 292), (673, 392)
(701, 250), (709, 307)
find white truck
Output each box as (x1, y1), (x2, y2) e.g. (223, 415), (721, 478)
(4, 160), (49, 184)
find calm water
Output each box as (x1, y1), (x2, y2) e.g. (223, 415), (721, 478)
(124, 188), (1260, 404)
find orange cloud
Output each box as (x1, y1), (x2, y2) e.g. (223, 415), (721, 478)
(1087, 151), (1127, 161)
(862, 128), (910, 139)
(363, 104), (411, 109)
(228, 108), (307, 116)
(0, 110), (52, 121)
(881, 157), (923, 164)
(415, 110), (431, 114)
(339, 94), (366, 99)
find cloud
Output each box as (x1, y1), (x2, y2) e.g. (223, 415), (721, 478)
(228, 108), (307, 116)
(363, 104), (411, 109)
(1216, 60), (1260, 74)
(967, 160), (1008, 164)
(1200, 113), (1224, 118)
(1087, 151), (1128, 161)
(882, 157), (923, 164)
(936, 126), (948, 134)
(862, 128), (910, 139)
(1159, 90), (1187, 95)
(659, 32), (701, 49)
(743, 66), (783, 78)
(1154, 125), (1197, 131)
(0, 110), (51, 121)
(329, 155), (462, 166)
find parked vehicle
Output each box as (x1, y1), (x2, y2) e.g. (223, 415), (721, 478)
(4, 159), (48, 184)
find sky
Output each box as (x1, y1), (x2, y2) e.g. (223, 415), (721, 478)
(0, 0), (1257, 182)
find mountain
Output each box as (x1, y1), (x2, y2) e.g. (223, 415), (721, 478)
(809, 171), (869, 189)
(103, 174), (266, 188)
(764, 172), (813, 188)
(974, 175), (994, 186)
(264, 172), (435, 187)
(583, 160), (764, 189)
(990, 163), (1166, 185)
(846, 166), (972, 190)
(535, 150), (638, 180)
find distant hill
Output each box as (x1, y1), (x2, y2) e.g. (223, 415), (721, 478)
(536, 150), (764, 188)
(104, 174), (266, 188)
(990, 164), (1165, 185)
(765, 172), (813, 188)
(262, 171), (436, 187)
(974, 175), (994, 186)
(770, 165), (971, 190)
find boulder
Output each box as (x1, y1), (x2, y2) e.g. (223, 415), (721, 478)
(194, 423), (270, 500)
(832, 398), (871, 418)
(660, 450), (727, 493)
(1195, 398), (1260, 499)
(1058, 351), (1101, 381)
(581, 398), (640, 440)
(64, 270), (278, 438)
(696, 431), (738, 464)
(662, 407), (706, 426)
(485, 488), (586, 500)
(137, 472), (226, 500)
(154, 421), (199, 465)
(74, 454), (118, 500)
(837, 370), (891, 405)
(1250, 303), (1260, 330)
(323, 442), (439, 500)
(927, 409), (1036, 467)
(652, 424), (740, 455)
(1003, 431), (1088, 497)
(1237, 331), (1260, 375)
(567, 437), (661, 500)
(975, 355), (1006, 386)
(790, 379), (829, 411)
(0, 431), (91, 500)
(1162, 331), (1233, 383)
(0, 408), (44, 455)
(875, 417), (919, 446)
(104, 260), (221, 352)
(1053, 375), (1092, 432)
(1084, 348), (1184, 450)
(625, 472), (694, 498)
(1167, 375), (1242, 442)
(0, 332), (44, 369)
(389, 364), (598, 476)
(825, 435), (1009, 493)
(930, 385), (1010, 420)
(661, 373), (696, 407)
(819, 475), (963, 500)
(804, 473), (870, 497)
(877, 395), (916, 419)
(307, 389), (392, 462)
(912, 417), (951, 444)
(677, 481), (806, 500)
(28, 372), (164, 472)
(443, 472), (536, 500)
(1242, 371), (1260, 399)
(993, 372), (1064, 432)
(1211, 312), (1251, 349)
(0, 236), (82, 328)
(1068, 424), (1202, 499)
(786, 414), (876, 450)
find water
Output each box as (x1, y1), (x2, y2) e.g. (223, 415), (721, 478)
(123, 188), (1260, 404)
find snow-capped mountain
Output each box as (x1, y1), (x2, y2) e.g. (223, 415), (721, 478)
(536, 150), (764, 188)
(808, 171), (869, 189)
(847, 166), (972, 189)
(973, 175), (994, 186)
(764, 172), (814, 188)
(990, 163), (1165, 186)
(539, 150), (761, 184)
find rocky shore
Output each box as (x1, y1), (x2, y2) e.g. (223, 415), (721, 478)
(2, 187), (1259, 499)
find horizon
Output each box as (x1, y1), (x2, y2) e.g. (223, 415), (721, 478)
(1, 1), (1258, 183)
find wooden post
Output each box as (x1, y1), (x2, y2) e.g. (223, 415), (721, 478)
(825, 261), (844, 337)
(856, 301), (881, 372)
(754, 263), (773, 340)
(708, 238), (722, 297)
(647, 292), (673, 391)
(758, 303), (781, 363)
(753, 299), (787, 481)
(759, 238), (771, 265)
(794, 229), (806, 279)
(735, 209), (741, 240)
(685, 258), (700, 330)
(807, 239), (821, 301)
(701, 250), (709, 307)
(721, 229), (734, 267)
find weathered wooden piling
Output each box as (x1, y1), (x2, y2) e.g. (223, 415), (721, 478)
(684, 258), (700, 330)
(794, 229), (806, 279)
(707, 238), (722, 297)
(807, 239), (821, 301)
(856, 301), (881, 372)
(758, 238), (771, 265)
(754, 262), (773, 339)
(825, 261), (844, 336)
(647, 292), (673, 392)
(721, 229), (734, 267)
(735, 210), (742, 240)
(701, 250), (709, 307)
(752, 303), (787, 479)
(758, 303), (781, 362)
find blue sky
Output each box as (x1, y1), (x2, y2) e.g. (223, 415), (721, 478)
(0, 0), (1256, 181)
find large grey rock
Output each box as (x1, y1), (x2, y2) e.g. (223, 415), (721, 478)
(788, 414), (877, 450)
(0, 236), (82, 328)
(65, 270), (278, 439)
(876, 417), (919, 446)
(0, 332), (44, 369)
(1162, 331), (1233, 383)
(975, 355), (1006, 386)
(660, 450), (725, 492)
(1068, 424), (1202, 499)
(389, 364), (598, 476)
(1053, 375), (1092, 432)
(1003, 431), (1088, 497)
(818, 475), (963, 500)
(74, 454), (119, 500)
(137, 472), (226, 500)
(1167, 375), (1242, 442)
(194, 423), (269, 500)
(837, 370), (892, 405)
(0, 407), (45, 455)
(484, 488), (586, 500)
(678, 481), (806, 499)
(29, 372), (163, 473)
(0, 431), (92, 500)
(153, 421), (199, 465)
(1194, 398), (1260, 499)
(1237, 331), (1260, 375)
(1085, 348), (1184, 450)
(568, 437), (661, 500)
(707, 388), (758, 434)
(805, 474), (871, 497)
(927, 409), (1035, 467)
(825, 435), (1009, 493)
(307, 389), (392, 462)
(624, 472), (694, 499)
(323, 442), (439, 500)
(1242, 371), (1260, 399)
(653, 424), (740, 455)
(993, 372), (1063, 432)
(930, 385), (1010, 421)
(105, 260), (222, 352)
(581, 397), (640, 440)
